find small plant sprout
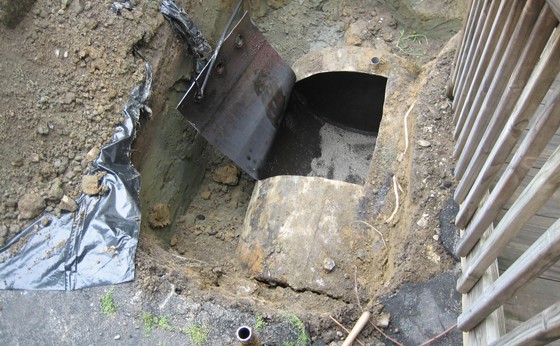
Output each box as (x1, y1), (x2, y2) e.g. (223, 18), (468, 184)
(395, 30), (429, 56)
(182, 324), (209, 346)
(255, 313), (265, 332)
(284, 314), (310, 346)
(100, 287), (118, 316)
(142, 311), (174, 334)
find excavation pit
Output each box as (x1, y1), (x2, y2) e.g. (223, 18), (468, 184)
(129, 0), (452, 336)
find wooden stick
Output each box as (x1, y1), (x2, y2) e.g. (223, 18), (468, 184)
(385, 176), (399, 223)
(457, 144), (560, 294)
(329, 316), (366, 346)
(342, 311), (371, 346)
(454, 4), (558, 202)
(456, 75), (560, 256)
(458, 218), (560, 331)
(489, 300), (560, 346)
(403, 104), (415, 156)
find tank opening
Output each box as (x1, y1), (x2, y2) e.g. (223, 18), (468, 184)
(260, 71), (388, 185)
(294, 71), (387, 134)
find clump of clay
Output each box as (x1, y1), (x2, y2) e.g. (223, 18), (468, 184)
(149, 203), (171, 229)
(212, 164), (240, 186)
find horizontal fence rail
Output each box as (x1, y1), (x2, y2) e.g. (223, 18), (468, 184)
(449, 0), (560, 345)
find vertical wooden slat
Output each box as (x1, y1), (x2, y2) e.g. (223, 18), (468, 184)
(456, 74), (560, 254)
(452, 0), (512, 134)
(453, 0), (546, 169)
(457, 144), (560, 294)
(453, 0), (492, 117)
(454, 5), (559, 205)
(449, 0), (476, 97)
(490, 301), (560, 346)
(453, 0), (525, 141)
(458, 218), (560, 331)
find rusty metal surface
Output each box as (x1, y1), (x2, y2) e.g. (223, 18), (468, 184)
(178, 12), (295, 179)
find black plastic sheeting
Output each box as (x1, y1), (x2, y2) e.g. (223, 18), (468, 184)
(161, 0), (211, 73)
(0, 64), (152, 290)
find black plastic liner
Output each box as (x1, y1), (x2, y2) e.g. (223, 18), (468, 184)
(0, 64), (152, 290)
(161, 0), (211, 73)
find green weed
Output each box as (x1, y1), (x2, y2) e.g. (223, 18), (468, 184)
(142, 311), (174, 333)
(100, 287), (118, 316)
(255, 314), (265, 332)
(283, 314), (310, 346)
(395, 30), (428, 56)
(181, 324), (209, 346)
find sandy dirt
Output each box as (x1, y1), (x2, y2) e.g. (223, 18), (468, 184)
(0, 0), (465, 344)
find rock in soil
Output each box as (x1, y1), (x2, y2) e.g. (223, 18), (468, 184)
(82, 175), (100, 196)
(211, 164), (240, 186)
(17, 192), (45, 220)
(58, 195), (78, 212)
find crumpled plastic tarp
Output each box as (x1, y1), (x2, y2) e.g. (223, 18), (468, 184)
(160, 0), (211, 73)
(0, 64), (152, 290)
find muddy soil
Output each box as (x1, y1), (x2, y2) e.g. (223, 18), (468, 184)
(0, 0), (465, 344)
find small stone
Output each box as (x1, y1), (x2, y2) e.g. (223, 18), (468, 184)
(11, 159), (23, 167)
(323, 258), (336, 272)
(18, 193), (45, 219)
(78, 48), (90, 59)
(170, 234), (178, 247)
(433, 234), (439, 241)
(0, 225), (8, 241)
(416, 214), (428, 228)
(114, 334), (121, 340)
(148, 203), (171, 228)
(47, 178), (64, 202)
(37, 124), (50, 136)
(212, 164), (240, 186)
(82, 175), (100, 195)
(376, 312), (390, 328)
(417, 140), (431, 147)
(62, 92), (76, 104)
(201, 190), (211, 200)
(85, 147), (100, 162)
(31, 153), (40, 163)
(59, 195), (78, 212)
(41, 217), (52, 227)
(356, 249), (366, 261)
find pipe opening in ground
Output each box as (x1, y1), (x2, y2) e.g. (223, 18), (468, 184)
(262, 71), (387, 185)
